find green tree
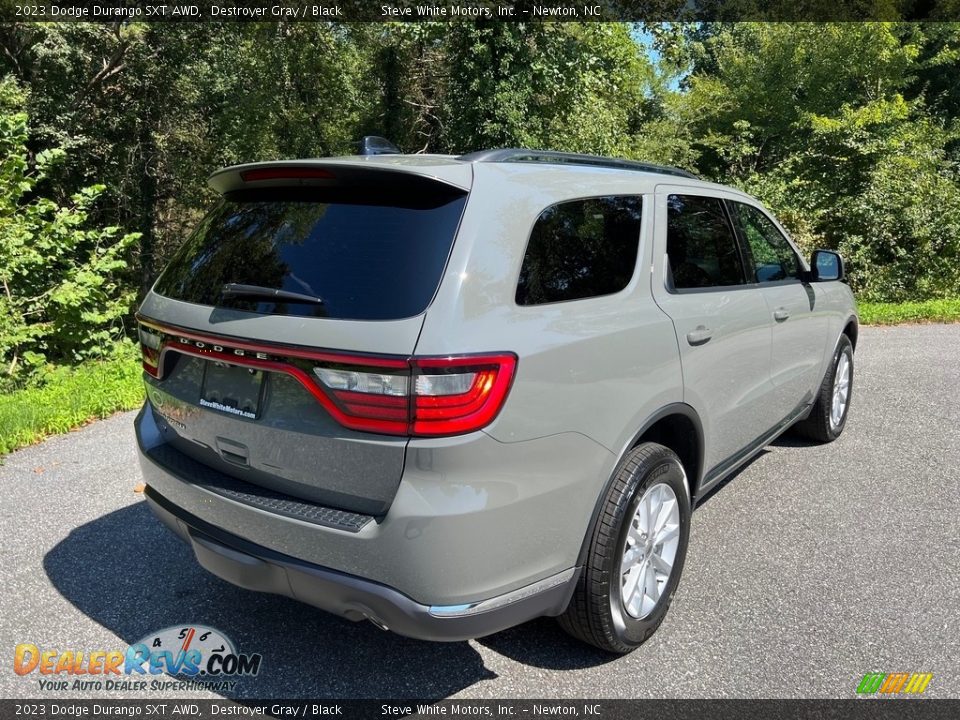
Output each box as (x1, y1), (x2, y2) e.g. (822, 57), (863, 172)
(675, 22), (960, 300)
(0, 79), (138, 383)
(440, 23), (656, 155)
(2, 21), (959, 309)
(0, 23), (374, 288)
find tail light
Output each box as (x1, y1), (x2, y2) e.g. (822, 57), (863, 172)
(137, 319), (516, 438)
(313, 354), (517, 437)
(139, 325), (163, 377)
(411, 355), (516, 436)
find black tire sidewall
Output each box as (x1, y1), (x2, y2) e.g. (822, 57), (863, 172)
(823, 337), (854, 440)
(605, 449), (691, 648)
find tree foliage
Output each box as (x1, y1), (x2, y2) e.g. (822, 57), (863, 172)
(668, 22), (960, 300)
(0, 21), (958, 386)
(0, 78), (138, 382)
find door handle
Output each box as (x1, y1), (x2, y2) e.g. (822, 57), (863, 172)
(686, 326), (713, 346)
(773, 308), (790, 322)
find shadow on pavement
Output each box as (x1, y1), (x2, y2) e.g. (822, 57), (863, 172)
(694, 430), (821, 509)
(769, 434), (818, 449)
(476, 619), (618, 670)
(44, 502), (499, 699)
(690, 450), (769, 510)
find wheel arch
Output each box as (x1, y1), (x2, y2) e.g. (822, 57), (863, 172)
(575, 403), (704, 568)
(843, 315), (859, 352)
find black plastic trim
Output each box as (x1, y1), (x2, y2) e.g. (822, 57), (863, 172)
(145, 443), (374, 533)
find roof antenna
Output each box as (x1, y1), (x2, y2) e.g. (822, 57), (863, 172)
(358, 136), (401, 156)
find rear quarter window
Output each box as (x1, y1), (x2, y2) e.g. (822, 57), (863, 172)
(515, 196), (644, 306)
(153, 186), (467, 321)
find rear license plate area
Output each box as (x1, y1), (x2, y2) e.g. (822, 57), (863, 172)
(200, 361), (265, 419)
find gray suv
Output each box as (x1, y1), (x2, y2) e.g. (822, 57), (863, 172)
(135, 146), (857, 653)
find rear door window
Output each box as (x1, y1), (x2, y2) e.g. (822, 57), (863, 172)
(516, 196), (643, 305)
(153, 186), (467, 321)
(666, 195), (747, 290)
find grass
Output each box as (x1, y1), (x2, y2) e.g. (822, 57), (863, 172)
(0, 353), (145, 456)
(858, 298), (960, 326)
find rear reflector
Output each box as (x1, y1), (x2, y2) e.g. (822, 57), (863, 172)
(240, 167), (335, 182)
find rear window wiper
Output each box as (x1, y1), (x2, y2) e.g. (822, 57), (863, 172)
(220, 283), (324, 306)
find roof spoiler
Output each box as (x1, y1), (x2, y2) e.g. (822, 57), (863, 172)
(208, 160), (472, 194)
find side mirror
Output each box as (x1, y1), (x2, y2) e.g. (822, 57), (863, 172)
(811, 249), (844, 282)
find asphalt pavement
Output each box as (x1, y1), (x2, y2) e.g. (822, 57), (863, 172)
(1, 324), (958, 700)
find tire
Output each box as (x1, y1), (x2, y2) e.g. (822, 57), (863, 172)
(559, 442), (691, 654)
(794, 334), (854, 443)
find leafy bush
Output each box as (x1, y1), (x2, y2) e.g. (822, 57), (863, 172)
(0, 78), (139, 385)
(835, 118), (960, 302)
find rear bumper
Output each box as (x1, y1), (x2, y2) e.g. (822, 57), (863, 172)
(145, 484), (577, 641)
(136, 400), (611, 606)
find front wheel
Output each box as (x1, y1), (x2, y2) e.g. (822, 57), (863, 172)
(559, 443), (691, 653)
(794, 334), (854, 443)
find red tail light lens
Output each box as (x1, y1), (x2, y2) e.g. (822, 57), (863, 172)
(313, 366), (412, 435)
(139, 325), (163, 377)
(311, 354), (517, 437)
(137, 319), (516, 438)
(411, 355), (517, 436)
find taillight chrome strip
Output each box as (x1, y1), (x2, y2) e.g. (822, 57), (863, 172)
(135, 314), (408, 368)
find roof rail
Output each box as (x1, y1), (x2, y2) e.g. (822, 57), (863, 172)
(456, 148), (697, 179)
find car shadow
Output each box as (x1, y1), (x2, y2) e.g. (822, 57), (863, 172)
(43, 502), (499, 699)
(46, 435), (823, 692)
(475, 619), (618, 670)
(694, 431), (823, 509)
(769, 434), (816, 449)
(692, 449), (770, 509)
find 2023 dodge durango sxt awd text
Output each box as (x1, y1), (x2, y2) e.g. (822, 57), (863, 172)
(135, 143), (857, 653)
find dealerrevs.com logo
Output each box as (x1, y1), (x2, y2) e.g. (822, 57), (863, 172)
(856, 672), (933, 696)
(13, 625), (262, 693)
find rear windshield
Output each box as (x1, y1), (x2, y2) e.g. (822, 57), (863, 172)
(153, 186), (467, 321)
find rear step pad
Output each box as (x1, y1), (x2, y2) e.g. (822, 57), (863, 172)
(145, 444), (373, 532)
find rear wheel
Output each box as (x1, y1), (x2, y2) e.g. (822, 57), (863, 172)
(559, 443), (691, 653)
(794, 334), (854, 443)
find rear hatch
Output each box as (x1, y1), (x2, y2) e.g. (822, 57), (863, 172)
(138, 161), (471, 516)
